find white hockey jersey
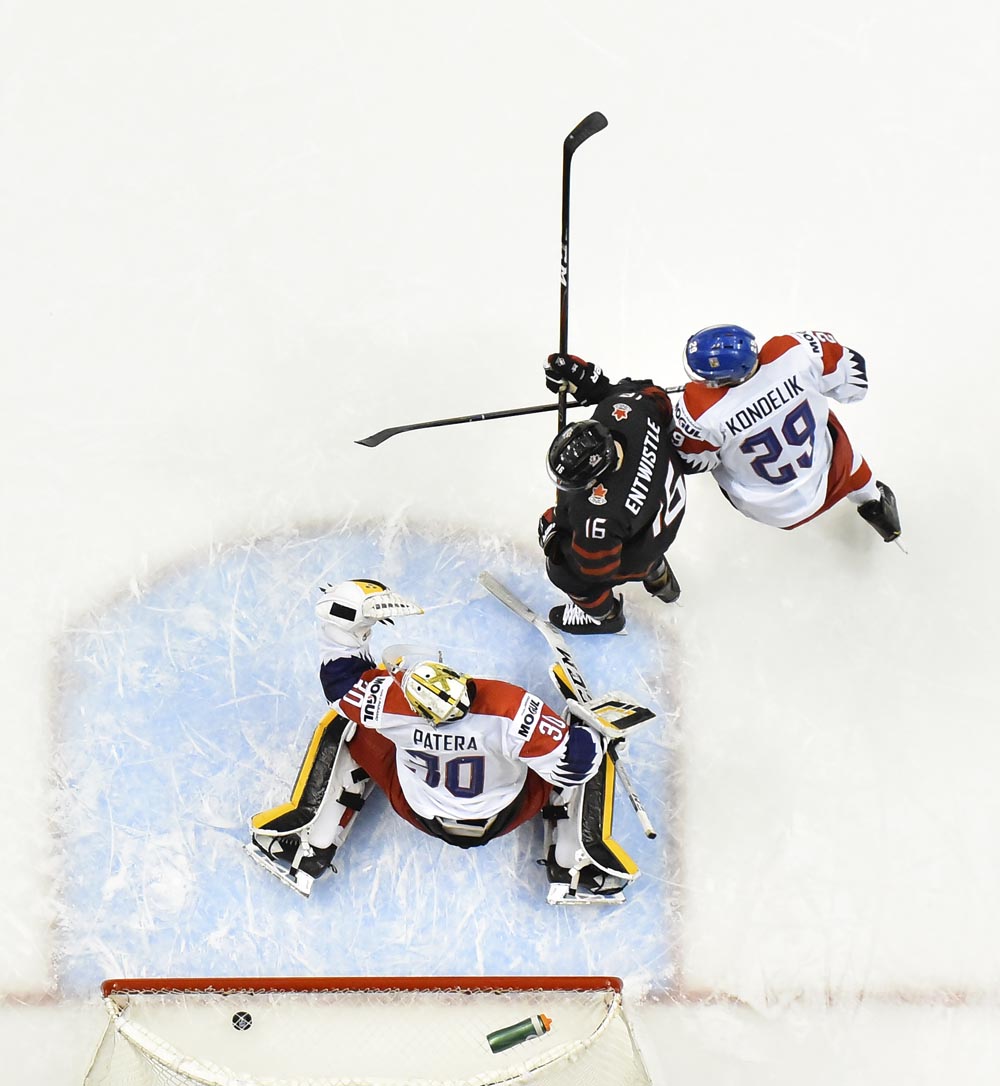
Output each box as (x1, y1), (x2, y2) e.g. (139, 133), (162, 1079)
(335, 668), (604, 821)
(672, 331), (869, 527)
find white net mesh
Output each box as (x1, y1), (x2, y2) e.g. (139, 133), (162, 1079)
(83, 979), (652, 1086)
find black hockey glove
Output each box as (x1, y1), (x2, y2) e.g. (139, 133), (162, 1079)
(542, 508), (555, 556)
(537, 507), (560, 557)
(544, 353), (611, 405)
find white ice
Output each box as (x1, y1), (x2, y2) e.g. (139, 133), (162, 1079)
(2, 2), (999, 1083)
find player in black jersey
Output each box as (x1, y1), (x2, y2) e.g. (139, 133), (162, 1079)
(539, 353), (688, 634)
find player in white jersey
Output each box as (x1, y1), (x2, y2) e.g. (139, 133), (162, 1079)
(247, 579), (635, 900)
(671, 325), (901, 540)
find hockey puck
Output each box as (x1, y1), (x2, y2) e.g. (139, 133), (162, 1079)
(232, 1011), (253, 1031)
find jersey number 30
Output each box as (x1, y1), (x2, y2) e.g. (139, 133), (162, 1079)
(405, 751), (486, 798)
(739, 401), (816, 485)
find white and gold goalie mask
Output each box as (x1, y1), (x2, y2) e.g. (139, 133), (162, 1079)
(401, 661), (473, 725)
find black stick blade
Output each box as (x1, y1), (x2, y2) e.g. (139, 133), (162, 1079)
(355, 402), (566, 448)
(565, 111), (608, 151)
(355, 428), (400, 448)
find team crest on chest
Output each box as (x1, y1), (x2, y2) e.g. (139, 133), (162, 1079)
(611, 403), (631, 421)
(589, 483), (608, 505)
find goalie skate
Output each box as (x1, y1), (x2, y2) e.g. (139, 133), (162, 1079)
(244, 841), (319, 898)
(545, 871), (628, 907)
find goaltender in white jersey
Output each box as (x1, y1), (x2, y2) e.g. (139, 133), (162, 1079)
(335, 665), (596, 822)
(247, 578), (641, 902)
(672, 326), (901, 540)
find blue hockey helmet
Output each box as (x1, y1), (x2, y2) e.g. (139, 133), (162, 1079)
(684, 325), (758, 385)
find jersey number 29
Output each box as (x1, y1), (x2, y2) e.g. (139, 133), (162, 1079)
(739, 401), (816, 485)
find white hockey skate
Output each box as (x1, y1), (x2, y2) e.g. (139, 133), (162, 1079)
(546, 879), (627, 907)
(244, 840), (319, 898)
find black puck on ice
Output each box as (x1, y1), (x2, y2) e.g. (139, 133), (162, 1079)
(232, 1011), (253, 1031)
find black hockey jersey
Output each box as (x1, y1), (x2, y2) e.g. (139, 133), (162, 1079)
(552, 382), (687, 585)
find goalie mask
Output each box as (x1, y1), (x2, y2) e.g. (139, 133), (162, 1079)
(401, 661), (474, 725)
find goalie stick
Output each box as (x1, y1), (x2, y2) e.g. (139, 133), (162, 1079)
(478, 571), (657, 838)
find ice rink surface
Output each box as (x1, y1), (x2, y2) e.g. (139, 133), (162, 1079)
(2, 1), (999, 1082)
(54, 527), (678, 992)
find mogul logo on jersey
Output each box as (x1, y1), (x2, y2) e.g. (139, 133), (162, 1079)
(799, 330), (834, 355)
(588, 483), (608, 506)
(611, 403), (632, 421)
(350, 674), (391, 726)
(516, 694), (544, 740)
(672, 409), (702, 440)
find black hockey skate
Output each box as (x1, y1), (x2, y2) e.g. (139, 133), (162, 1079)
(295, 843), (337, 879)
(857, 480), (901, 542)
(643, 558), (681, 604)
(246, 833), (336, 898)
(549, 596), (625, 635)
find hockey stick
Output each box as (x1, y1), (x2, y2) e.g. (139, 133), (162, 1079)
(557, 111), (608, 433)
(355, 383), (685, 447)
(356, 402), (580, 448)
(478, 571), (657, 838)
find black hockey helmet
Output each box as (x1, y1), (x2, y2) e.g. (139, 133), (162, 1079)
(546, 420), (616, 491)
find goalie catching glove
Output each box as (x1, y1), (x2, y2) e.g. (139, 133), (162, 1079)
(316, 579), (423, 651)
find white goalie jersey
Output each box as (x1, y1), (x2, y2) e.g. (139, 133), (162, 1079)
(672, 331), (869, 527)
(336, 668), (605, 821)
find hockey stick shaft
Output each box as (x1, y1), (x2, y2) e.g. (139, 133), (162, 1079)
(356, 382), (683, 446)
(356, 402), (571, 448)
(478, 572), (592, 700)
(478, 572), (657, 838)
(608, 743), (656, 839)
(558, 111), (608, 432)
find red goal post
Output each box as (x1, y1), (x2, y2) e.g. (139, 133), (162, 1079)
(86, 975), (653, 1086)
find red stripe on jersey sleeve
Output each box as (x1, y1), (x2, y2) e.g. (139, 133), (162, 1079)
(467, 678), (533, 719)
(757, 335), (799, 366)
(519, 705), (570, 757)
(678, 435), (719, 455)
(338, 698), (362, 725)
(820, 337), (844, 375)
(638, 384), (673, 416)
(682, 382), (728, 420)
(380, 681), (413, 715)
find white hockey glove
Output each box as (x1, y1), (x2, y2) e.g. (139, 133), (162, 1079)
(316, 579), (423, 651)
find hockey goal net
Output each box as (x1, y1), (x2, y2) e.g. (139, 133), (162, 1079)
(84, 975), (652, 1086)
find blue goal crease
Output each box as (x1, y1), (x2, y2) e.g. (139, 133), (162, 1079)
(53, 524), (679, 996)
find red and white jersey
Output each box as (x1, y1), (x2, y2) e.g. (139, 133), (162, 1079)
(672, 332), (869, 527)
(336, 669), (604, 821)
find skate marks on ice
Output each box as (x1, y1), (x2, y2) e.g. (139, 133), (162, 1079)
(52, 521), (681, 996)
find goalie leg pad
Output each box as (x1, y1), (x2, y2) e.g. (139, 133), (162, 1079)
(543, 755), (639, 903)
(249, 709), (373, 890)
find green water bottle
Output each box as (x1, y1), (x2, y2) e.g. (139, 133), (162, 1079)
(487, 1013), (553, 1053)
